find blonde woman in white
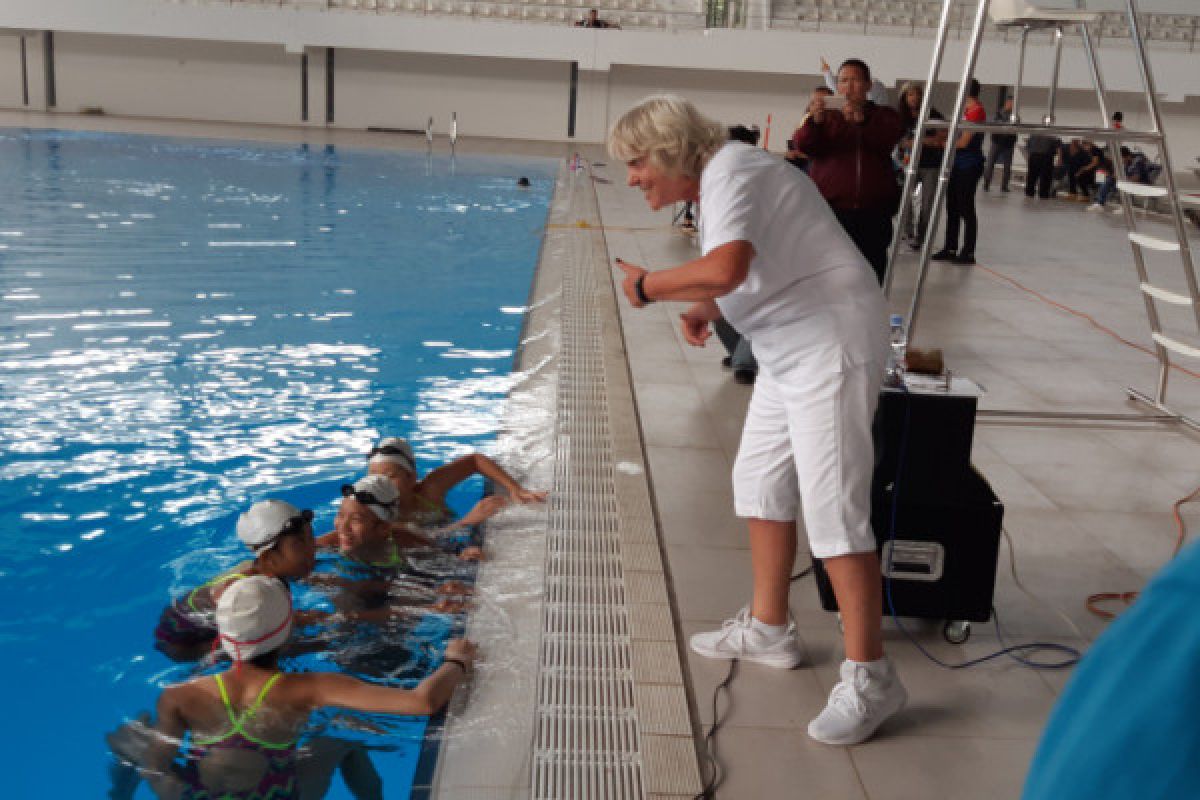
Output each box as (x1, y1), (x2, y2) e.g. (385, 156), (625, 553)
(610, 95), (906, 746)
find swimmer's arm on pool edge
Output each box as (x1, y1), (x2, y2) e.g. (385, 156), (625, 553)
(301, 638), (478, 716)
(420, 453), (548, 506)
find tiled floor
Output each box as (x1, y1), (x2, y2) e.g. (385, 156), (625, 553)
(590, 153), (1200, 799)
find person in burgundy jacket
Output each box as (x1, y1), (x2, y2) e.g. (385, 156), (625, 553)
(791, 59), (904, 284)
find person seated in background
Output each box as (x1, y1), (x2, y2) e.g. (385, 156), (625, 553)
(787, 86), (832, 172)
(1089, 146), (1155, 214)
(1059, 139), (1089, 198)
(109, 576), (477, 800)
(576, 8), (620, 28)
(1081, 141), (1116, 211)
(1072, 139), (1107, 201)
(154, 500), (323, 663)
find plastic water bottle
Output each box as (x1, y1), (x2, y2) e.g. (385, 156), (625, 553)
(885, 314), (907, 388)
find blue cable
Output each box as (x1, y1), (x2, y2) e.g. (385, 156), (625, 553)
(883, 382), (1081, 671)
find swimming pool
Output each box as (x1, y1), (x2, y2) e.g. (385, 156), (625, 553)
(0, 128), (556, 798)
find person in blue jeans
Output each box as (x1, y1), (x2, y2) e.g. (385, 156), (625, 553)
(1022, 538), (1200, 799)
(932, 79), (986, 266)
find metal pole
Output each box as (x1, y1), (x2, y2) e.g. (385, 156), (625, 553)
(882, 0), (958, 293)
(1125, 0), (1200, 336)
(1010, 26), (1028, 123)
(1044, 25), (1064, 124)
(905, 0), (992, 343)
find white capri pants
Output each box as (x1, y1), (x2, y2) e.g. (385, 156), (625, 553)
(732, 307), (886, 559)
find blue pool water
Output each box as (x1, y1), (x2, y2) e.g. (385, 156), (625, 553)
(0, 129), (555, 797)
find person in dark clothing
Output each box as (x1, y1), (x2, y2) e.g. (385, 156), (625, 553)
(932, 79), (985, 266)
(1024, 134), (1060, 199)
(983, 97), (1017, 192)
(1062, 139), (1090, 198)
(895, 81), (947, 249)
(791, 59), (905, 284)
(1076, 141), (1111, 203)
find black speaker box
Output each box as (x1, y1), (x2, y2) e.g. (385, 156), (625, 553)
(813, 467), (1004, 624)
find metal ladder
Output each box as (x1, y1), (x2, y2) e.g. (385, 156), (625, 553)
(884, 0), (1200, 432)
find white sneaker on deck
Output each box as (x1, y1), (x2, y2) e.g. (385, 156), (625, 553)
(808, 658), (907, 745)
(689, 606), (804, 669)
(1086, 203), (1105, 212)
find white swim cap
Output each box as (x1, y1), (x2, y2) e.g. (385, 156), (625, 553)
(340, 474), (399, 522)
(215, 575), (293, 662)
(236, 500), (312, 555)
(367, 437), (417, 475)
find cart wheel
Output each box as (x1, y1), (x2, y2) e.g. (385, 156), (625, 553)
(943, 620), (971, 645)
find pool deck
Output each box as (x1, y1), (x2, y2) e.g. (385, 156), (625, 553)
(588, 145), (1200, 800)
(8, 110), (1200, 799)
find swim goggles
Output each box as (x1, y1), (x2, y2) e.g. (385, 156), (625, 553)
(253, 509), (314, 555)
(340, 484), (397, 512)
(366, 444), (416, 473)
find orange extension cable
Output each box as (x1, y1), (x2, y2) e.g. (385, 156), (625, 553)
(972, 260), (1200, 619)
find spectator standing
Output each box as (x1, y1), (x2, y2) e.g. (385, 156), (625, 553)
(895, 81), (946, 249)
(793, 59), (905, 283)
(932, 79), (986, 266)
(820, 56), (890, 106)
(1024, 133), (1060, 199)
(983, 97), (1017, 192)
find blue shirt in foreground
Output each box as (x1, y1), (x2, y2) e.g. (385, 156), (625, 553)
(1023, 539), (1200, 799)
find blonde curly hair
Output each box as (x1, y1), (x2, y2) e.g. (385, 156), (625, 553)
(607, 95), (728, 179)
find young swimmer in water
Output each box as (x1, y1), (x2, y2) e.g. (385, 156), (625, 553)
(315, 475), (472, 614)
(112, 576), (476, 800)
(155, 500), (321, 663)
(366, 436), (548, 560)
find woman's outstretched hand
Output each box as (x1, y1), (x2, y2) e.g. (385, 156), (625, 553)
(615, 258), (649, 308)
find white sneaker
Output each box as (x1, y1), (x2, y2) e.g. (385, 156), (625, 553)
(689, 607), (803, 668)
(808, 658), (907, 745)
(1086, 203), (1105, 212)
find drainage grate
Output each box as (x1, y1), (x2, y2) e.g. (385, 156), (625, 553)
(531, 181), (646, 800)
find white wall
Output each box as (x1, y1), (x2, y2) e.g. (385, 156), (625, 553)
(0, 31), (23, 108)
(334, 50), (571, 140)
(53, 33), (302, 124)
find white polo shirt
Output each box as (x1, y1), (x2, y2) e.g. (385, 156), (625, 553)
(698, 141), (882, 343)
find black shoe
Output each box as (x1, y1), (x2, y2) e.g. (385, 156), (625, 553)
(1001, 186), (1011, 192)
(931, 249), (957, 261)
(982, 185), (990, 192)
(733, 368), (756, 385)
(721, 356), (732, 369)
(908, 240), (921, 251)
(952, 253), (976, 265)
